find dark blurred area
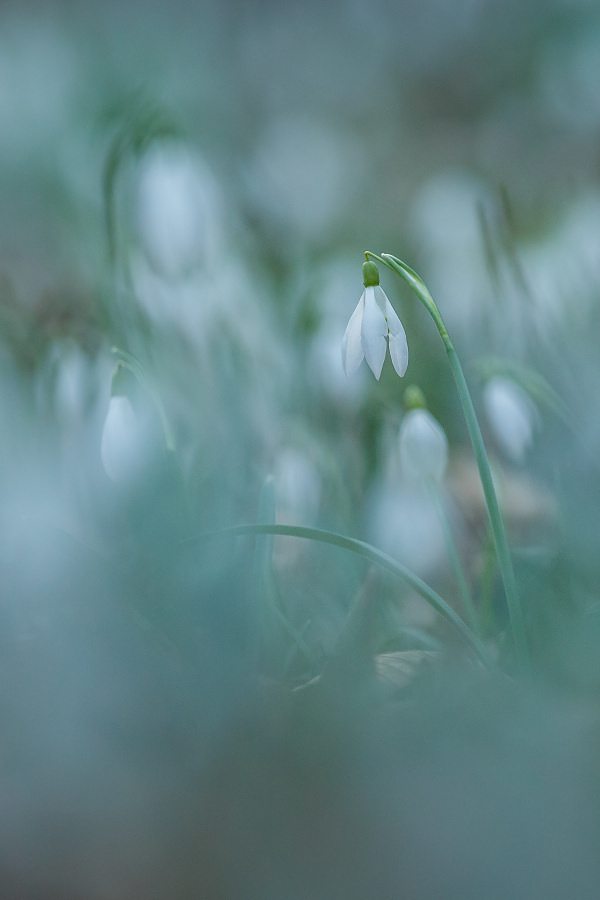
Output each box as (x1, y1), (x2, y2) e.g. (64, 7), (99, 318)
(1, 0), (600, 896)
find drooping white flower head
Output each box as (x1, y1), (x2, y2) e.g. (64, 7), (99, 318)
(342, 261), (408, 380)
(483, 376), (539, 464)
(101, 395), (143, 484)
(399, 388), (448, 482)
(136, 143), (222, 280)
(100, 366), (152, 484)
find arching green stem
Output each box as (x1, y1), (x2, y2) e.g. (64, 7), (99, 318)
(187, 523), (494, 668)
(366, 250), (528, 667)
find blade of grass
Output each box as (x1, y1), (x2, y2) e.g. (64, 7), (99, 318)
(187, 523), (493, 669)
(252, 478), (320, 673)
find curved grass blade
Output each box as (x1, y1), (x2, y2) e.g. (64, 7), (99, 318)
(188, 523), (493, 668)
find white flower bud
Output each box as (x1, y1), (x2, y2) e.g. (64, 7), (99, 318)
(136, 145), (221, 280)
(100, 396), (144, 484)
(399, 409), (449, 482)
(483, 377), (538, 464)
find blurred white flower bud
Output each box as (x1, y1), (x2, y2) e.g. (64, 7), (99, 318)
(367, 481), (445, 585)
(483, 377), (538, 464)
(136, 144), (222, 280)
(399, 408), (449, 482)
(100, 395), (144, 484)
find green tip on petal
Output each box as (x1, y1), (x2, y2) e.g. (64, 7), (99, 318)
(403, 384), (427, 410)
(362, 260), (380, 288)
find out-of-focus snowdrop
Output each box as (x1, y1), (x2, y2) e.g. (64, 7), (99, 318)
(366, 478), (446, 587)
(101, 395), (142, 484)
(132, 252), (288, 397)
(100, 368), (156, 485)
(410, 171), (493, 336)
(36, 341), (114, 441)
(34, 341), (87, 425)
(32, 343), (116, 496)
(131, 244), (291, 480)
(399, 402), (449, 483)
(131, 146), (275, 367)
(245, 114), (364, 239)
(483, 377), (540, 464)
(40, 340), (109, 430)
(366, 418), (447, 581)
(135, 143), (223, 280)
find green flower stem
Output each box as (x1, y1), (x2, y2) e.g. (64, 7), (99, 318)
(188, 523), (494, 669)
(367, 251), (528, 666)
(479, 526), (499, 635)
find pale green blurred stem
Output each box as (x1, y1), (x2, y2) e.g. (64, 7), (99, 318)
(367, 251), (528, 667)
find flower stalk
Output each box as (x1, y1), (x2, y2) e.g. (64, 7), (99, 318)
(366, 251), (528, 668)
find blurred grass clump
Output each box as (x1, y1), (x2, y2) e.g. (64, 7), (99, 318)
(2, 0), (600, 896)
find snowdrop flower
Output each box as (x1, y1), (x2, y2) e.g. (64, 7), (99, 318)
(100, 367), (151, 484)
(483, 377), (539, 464)
(399, 387), (448, 482)
(136, 143), (222, 280)
(101, 395), (142, 484)
(342, 261), (408, 380)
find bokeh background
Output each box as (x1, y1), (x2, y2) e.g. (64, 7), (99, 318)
(2, 0), (600, 896)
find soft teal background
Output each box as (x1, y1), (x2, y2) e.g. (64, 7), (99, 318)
(1, 2), (600, 896)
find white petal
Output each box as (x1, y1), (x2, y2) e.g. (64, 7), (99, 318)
(399, 409), (449, 481)
(372, 285), (389, 315)
(389, 332), (409, 377)
(341, 295), (365, 375)
(383, 298), (408, 376)
(384, 297), (403, 336)
(385, 299), (409, 377)
(361, 286), (387, 379)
